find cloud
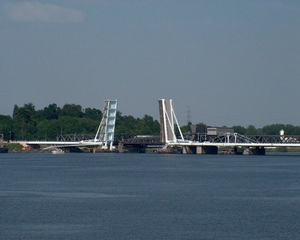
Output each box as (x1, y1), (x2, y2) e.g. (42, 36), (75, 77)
(4, 1), (85, 23)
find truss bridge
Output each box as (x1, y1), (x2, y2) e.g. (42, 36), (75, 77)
(186, 133), (300, 144)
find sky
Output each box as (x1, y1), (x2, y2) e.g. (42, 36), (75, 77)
(1, 0), (300, 128)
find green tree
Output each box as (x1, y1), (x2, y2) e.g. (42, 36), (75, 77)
(245, 125), (257, 135)
(36, 120), (49, 140)
(61, 104), (83, 118)
(13, 103), (37, 140)
(232, 125), (246, 135)
(0, 115), (13, 140)
(139, 115), (160, 135)
(262, 124), (285, 135)
(43, 103), (61, 120)
(180, 122), (192, 134)
(84, 107), (102, 120)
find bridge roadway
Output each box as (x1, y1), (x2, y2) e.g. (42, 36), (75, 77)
(53, 134), (163, 146)
(26, 133), (300, 154)
(49, 133), (300, 146)
(171, 133), (300, 155)
(120, 133), (300, 155)
(120, 134), (300, 145)
(52, 133), (153, 143)
(118, 133), (300, 154)
(25, 135), (163, 153)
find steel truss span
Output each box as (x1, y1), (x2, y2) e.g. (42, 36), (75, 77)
(185, 133), (300, 144)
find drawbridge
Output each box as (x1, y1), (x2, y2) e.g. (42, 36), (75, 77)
(158, 99), (300, 154)
(26, 99), (118, 151)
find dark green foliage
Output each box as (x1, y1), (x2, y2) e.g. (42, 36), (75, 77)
(0, 103), (160, 140)
(3, 143), (23, 151)
(42, 103), (61, 120)
(245, 125), (258, 135)
(12, 103), (38, 140)
(232, 125), (246, 135)
(83, 108), (102, 120)
(0, 115), (13, 140)
(262, 124), (300, 135)
(61, 104), (84, 118)
(115, 114), (160, 135)
(180, 122), (192, 134)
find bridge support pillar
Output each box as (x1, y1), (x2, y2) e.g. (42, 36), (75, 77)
(118, 143), (124, 153)
(244, 147), (265, 155)
(197, 146), (218, 154)
(183, 146), (196, 154)
(183, 146), (218, 154)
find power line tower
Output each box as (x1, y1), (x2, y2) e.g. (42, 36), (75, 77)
(187, 106), (191, 124)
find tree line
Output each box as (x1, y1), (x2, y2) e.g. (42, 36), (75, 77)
(0, 103), (300, 141)
(0, 103), (160, 141)
(230, 124), (300, 136)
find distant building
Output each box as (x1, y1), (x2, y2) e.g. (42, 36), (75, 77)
(190, 124), (234, 136)
(206, 127), (234, 136)
(190, 124), (206, 135)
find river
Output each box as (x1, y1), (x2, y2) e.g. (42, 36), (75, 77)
(1, 153), (300, 239)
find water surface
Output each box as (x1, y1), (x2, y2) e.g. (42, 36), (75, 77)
(1, 153), (300, 239)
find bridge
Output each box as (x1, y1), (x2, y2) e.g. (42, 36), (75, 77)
(50, 131), (300, 154)
(52, 134), (162, 153)
(25, 100), (118, 152)
(157, 99), (300, 155)
(25, 98), (300, 155)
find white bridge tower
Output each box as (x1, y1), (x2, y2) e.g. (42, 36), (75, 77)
(158, 99), (184, 144)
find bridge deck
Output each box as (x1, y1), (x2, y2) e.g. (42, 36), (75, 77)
(26, 134), (300, 148)
(171, 133), (300, 148)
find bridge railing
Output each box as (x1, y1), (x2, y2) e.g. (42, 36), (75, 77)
(121, 136), (162, 145)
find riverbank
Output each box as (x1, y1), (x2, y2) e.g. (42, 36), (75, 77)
(2, 143), (300, 154)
